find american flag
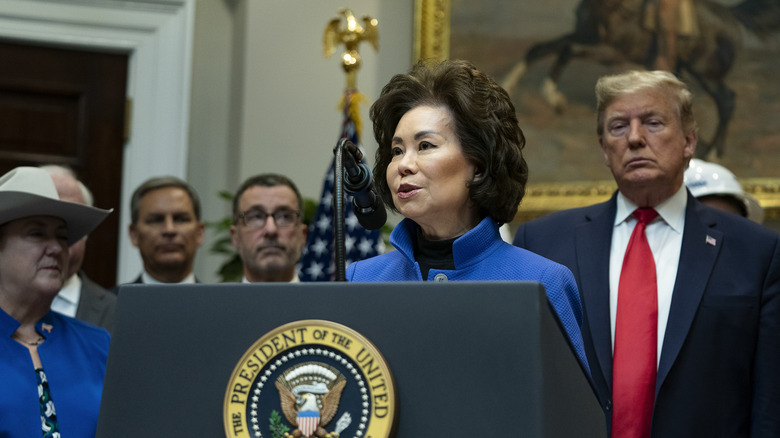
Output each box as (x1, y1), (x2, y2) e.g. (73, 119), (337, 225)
(297, 90), (384, 281)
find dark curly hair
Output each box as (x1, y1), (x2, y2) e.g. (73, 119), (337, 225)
(369, 59), (528, 225)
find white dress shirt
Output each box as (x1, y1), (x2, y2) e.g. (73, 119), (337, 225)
(51, 274), (82, 317)
(609, 185), (687, 366)
(241, 275), (300, 283)
(141, 271), (197, 284)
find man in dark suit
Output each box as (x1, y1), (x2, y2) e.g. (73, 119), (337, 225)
(514, 70), (779, 437)
(44, 165), (117, 333)
(123, 176), (204, 285)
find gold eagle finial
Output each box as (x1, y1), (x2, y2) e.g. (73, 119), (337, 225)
(323, 8), (379, 89)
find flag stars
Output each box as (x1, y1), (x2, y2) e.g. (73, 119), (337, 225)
(305, 262), (325, 280)
(310, 238), (328, 257)
(320, 191), (333, 210)
(358, 237), (375, 256)
(345, 211), (359, 230)
(345, 234), (356, 252)
(316, 214), (332, 233)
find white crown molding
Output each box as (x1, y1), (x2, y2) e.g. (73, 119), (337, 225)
(0, 0), (195, 283)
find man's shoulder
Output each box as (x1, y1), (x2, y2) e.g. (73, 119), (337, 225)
(514, 200), (613, 243)
(79, 272), (116, 301)
(691, 201), (778, 242)
(512, 199), (616, 266)
(525, 201), (611, 227)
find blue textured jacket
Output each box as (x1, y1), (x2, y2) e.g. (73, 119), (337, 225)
(0, 307), (110, 438)
(346, 216), (588, 369)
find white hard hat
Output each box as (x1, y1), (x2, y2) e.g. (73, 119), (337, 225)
(684, 159), (763, 223)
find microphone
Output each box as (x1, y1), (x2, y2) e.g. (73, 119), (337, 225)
(336, 138), (387, 230)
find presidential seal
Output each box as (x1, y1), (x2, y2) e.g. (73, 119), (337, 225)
(224, 320), (396, 438)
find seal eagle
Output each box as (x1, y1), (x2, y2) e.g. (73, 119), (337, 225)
(276, 379), (346, 438)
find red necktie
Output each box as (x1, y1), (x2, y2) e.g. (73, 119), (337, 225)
(612, 208), (659, 438)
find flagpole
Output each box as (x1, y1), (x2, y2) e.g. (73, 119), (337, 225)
(327, 9), (379, 281)
(333, 141), (347, 281)
(297, 9), (381, 282)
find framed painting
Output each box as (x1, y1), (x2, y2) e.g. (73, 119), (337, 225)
(414, 0), (780, 223)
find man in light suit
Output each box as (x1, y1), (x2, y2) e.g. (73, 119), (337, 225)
(43, 165), (117, 333)
(514, 70), (779, 437)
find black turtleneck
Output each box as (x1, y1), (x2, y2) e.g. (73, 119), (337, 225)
(414, 228), (456, 280)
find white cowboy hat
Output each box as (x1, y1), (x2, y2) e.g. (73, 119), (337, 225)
(0, 166), (112, 245)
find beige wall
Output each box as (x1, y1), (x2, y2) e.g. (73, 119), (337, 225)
(187, 0), (414, 283)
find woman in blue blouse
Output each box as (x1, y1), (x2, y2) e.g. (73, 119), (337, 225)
(346, 60), (588, 369)
(0, 166), (112, 438)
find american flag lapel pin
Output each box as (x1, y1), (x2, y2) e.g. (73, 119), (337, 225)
(705, 235), (717, 246)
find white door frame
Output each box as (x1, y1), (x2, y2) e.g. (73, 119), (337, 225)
(0, 0), (195, 283)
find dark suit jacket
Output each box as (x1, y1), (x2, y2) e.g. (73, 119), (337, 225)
(514, 191), (780, 437)
(75, 271), (117, 334)
(110, 274), (200, 295)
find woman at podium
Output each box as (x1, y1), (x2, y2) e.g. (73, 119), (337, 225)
(0, 167), (112, 438)
(345, 59), (588, 369)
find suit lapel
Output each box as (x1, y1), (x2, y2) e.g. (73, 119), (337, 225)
(655, 196), (722, 395)
(576, 197), (618, 393)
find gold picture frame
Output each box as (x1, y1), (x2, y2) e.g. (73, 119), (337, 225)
(413, 0), (780, 223)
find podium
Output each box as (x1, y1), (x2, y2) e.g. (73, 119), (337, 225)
(97, 282), (605, 437)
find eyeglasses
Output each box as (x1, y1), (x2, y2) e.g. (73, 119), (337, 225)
(237, 208), (300, 229)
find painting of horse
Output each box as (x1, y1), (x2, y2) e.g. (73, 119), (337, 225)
(450, 0), (780, 183)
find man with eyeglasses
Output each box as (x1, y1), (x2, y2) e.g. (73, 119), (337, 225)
(230, 174), (308, 283)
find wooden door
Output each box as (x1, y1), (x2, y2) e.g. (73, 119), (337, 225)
(0, 40), (128, 288)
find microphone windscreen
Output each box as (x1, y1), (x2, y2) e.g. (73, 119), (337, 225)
(355, 197), (387, 230)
